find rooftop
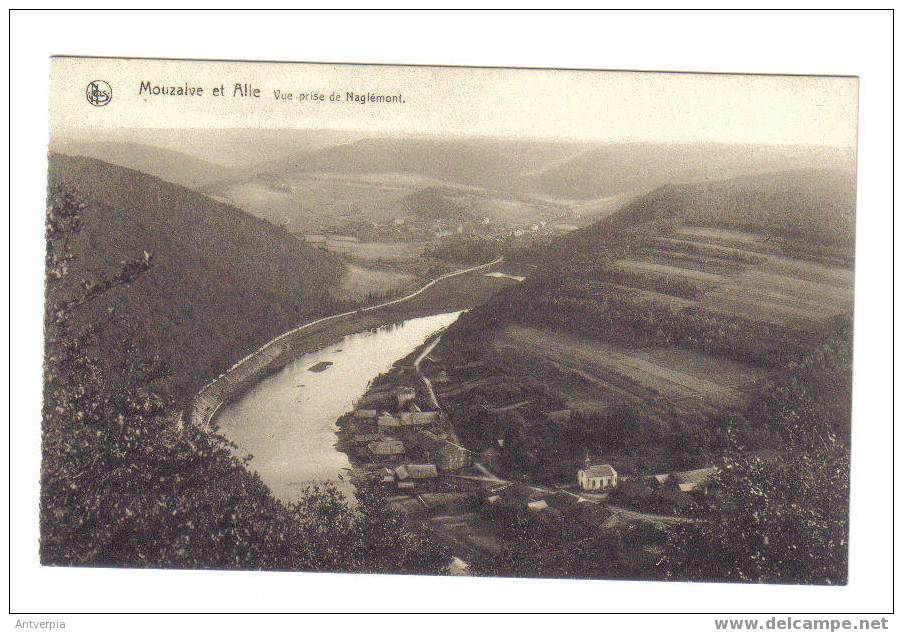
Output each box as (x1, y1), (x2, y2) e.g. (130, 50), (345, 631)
(395, 464), (439, 480)
(582, 464), (617, 478)
(368, 440), (405, 456)
(377, 414), (400, 427)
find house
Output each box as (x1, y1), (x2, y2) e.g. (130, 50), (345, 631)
(412, 430), (472, 471)
(418, 492), (478, 514)
(378, 467), (396, 485)
(356, 387), (396, 408)
(654, 486), (698, 514)
(352, 433), (383, 458)
(527, 499), (549, 512)
(432, 439), (472, 471)
(545, 490), (580, 512)
(653, 473), (671, 486)
(394, 463), (439, 492)
(353, 409), (378, 421)
(396, 387), (417, 409)
(494, 483), (544, 508)
(671, 466), (719, 495)
(377, 413), (401, 433)
(367, 440), (406, 462)
(398, 411), (439, 427)
(563, 500), (614, 530)
(395, 463), (439, 481)
(578, 458), (618, 491)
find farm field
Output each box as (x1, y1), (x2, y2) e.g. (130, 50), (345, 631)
(325, 240), (427, 261)
(619, 225), (854, 328)
(493, 325), (764, 412)
(431, 187), (856, 481)
(335, 264), (420, 303)
(216, 172), (443, 232)
(214, 171), (573, 234)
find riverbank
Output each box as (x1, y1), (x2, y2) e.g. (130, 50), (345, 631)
(214, 312), (467, 502)
(189, 257), (510, 433)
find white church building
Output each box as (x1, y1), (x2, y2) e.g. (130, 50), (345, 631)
(577, 458), (618, 491)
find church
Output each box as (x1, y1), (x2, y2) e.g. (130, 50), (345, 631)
(577, 457), (618, 491)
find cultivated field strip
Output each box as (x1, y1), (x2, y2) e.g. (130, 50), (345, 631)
(496, 326), (761, 411)
(608, 225), (854, 329)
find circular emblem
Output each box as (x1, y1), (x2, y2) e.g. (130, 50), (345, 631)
(86, 80), (112, 107)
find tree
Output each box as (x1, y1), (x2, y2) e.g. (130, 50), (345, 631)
(656, 444), (849, 584)
(655, 327), (853, 585)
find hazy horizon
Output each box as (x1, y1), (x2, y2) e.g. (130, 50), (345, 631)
(51, 126), (858, 170)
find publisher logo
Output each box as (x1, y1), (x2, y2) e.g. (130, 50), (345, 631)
(86, 80), (112, 107)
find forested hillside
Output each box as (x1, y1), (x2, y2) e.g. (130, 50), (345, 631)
(41, 178), (451, 572)
(430, 169), (855, 583)
(47, 153), (346, 402)
(49, 142), (240, 190)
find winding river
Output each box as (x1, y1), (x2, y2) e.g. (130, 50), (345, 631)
(213, 311), (464, 502)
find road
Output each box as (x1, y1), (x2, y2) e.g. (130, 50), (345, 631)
(606, 504), (701, 526)
(413, 335), (443, 410)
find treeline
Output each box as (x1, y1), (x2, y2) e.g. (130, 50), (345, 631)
(680, 170), (856, 250)
(656, 321), (853, 584)
(555, 170), (856, 265)
(446, 273), (818, 369)
(566, 252), (705, 300)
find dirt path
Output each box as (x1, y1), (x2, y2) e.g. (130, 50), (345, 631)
(606, 504), (701, 526)
(413, 335), (443, 410)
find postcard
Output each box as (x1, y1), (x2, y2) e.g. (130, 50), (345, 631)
(44, 56), (857, 585)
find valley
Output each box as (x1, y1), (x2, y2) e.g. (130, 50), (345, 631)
(43, 132), (856, 584)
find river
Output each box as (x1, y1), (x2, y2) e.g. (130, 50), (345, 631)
(213, 311), (464, 503)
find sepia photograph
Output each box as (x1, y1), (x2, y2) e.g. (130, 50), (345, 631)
(42, 56), (857, 584)
(7, 8), (895, 624)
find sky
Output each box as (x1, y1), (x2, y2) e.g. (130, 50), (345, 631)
(50, 56), (859, 148)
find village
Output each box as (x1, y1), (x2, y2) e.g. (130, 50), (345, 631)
(303, 209), (581, 248)
(334, 339), (719, 566)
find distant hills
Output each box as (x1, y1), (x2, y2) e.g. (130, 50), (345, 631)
(218, 136), (855, 201)
(51, 134), (856, 237)
(49, 141), (241, 190)
(563, 169), (857, 256)
(512, 143), (856, 200)
(247, 137), (581, 192)
(47, 153), (345, 401)
(54, 132), (855, 200)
